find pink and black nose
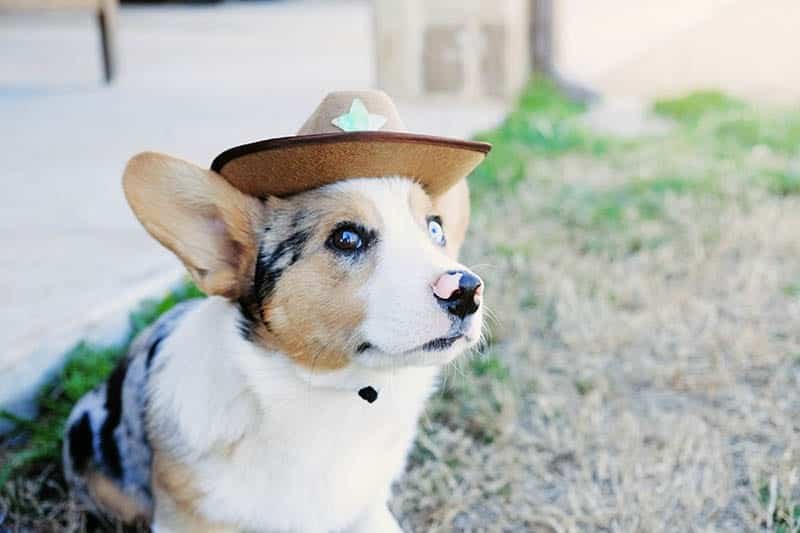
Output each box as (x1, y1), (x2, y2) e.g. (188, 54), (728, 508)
(432, 270), (483, 319)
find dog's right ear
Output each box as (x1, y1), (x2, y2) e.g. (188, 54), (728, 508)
(123, 152), (264, 300)
(433, 178), (470, 259)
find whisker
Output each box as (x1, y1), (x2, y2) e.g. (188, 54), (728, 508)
(438, 366), (451, 398)
(482, 310), (500, 330)
(482, 308), (500, 327)
(449, 356), (468, 380)
(482, 303), (499, 318)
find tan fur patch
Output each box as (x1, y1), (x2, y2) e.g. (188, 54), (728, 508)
(432, 178), (470, 258)
(246, 189), (381, 370)
(87, 472), (150, 523)
(143, 422), (235, 530)
(408, 182), (434, 224)
(151, 451), (233, 532)
(267, 253), (370, 370)
(410, 178), (470, 258)
(152, 450), (203, 513)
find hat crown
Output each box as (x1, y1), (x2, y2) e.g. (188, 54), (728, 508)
(297, 90), (407, 135)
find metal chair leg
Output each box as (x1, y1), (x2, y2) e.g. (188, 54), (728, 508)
(97, 3), (116, 83)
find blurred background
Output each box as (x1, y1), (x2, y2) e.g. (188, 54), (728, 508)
(1, 0), (799, 531)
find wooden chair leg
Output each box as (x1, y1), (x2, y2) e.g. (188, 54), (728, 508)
(97, 2), (117, 83)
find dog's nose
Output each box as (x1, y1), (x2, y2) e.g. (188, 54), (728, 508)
(432, 270), (483, 318)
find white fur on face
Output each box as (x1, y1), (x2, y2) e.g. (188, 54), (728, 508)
(327, 178), (484, 369)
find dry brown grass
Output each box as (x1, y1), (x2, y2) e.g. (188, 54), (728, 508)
(391, 101), (800, 532)
(3, 90), (800, 532)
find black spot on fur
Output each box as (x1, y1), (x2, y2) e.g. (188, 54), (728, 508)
(256, 230), (311, 302)
(236, 302), (258, 341)
(290, 210), (306, 230)
(99, 358), (128, 479)
(252, 240), (271, 311)
(291, 246), (304, 264)
(85, 513), (103, 531)
(145, 335), (164, 370)
(358, 386), (378, 403)
(356, 342), (372, 353)
(237, 240), (269, 341)
(238, 229), (311, 340)
(67, 412), (94, 473)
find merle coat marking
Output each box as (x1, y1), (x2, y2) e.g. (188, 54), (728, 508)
(63, 302), (195, 520)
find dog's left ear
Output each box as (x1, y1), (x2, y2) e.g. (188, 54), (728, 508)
(433, 178), (471, 258)
(123, 152), (264, 299)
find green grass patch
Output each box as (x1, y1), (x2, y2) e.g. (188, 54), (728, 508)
(476, 111), (610, 156)
(519, 291), (538, 310)
(758, 481), (800, 533)
(469, 142), (527, 195)
(763, 170), (800, 196)
(783, 283), (800, 297)
(574, 378), (595, 396)
(515, 77), (586, 118)
(469, 77), (608, 197)
(470, 353), (510, 382)
(554, 176), (711, 229)
(415, 351), (513, 450)
(494, 243), (519, 258)
(541, 175), (722, 257)
(0, 280), (205, 489)
(653, 90), (747, 124)
(713, 114), (800, 154)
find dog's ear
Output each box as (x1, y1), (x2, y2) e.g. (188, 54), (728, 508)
(433, 178), (470, 258)
(123, 152), (264, 299)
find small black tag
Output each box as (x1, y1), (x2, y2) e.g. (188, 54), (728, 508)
(358, 386), (378, 403)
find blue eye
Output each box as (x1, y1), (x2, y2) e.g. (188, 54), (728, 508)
(427, 216), (446, 246)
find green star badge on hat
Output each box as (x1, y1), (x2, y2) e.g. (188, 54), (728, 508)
(332, 98), (387, 132)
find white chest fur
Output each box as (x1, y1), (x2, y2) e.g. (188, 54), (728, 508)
(147, 298), (439, 532)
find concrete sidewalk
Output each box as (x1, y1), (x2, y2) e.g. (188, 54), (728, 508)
(0, 1), (506, 414)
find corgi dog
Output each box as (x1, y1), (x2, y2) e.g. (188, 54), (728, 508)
(62, 149), (485, 532)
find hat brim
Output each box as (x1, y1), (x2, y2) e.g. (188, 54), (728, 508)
(211, 132), (491, 198)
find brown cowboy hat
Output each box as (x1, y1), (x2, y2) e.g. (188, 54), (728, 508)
(211, 90), (491, 198)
